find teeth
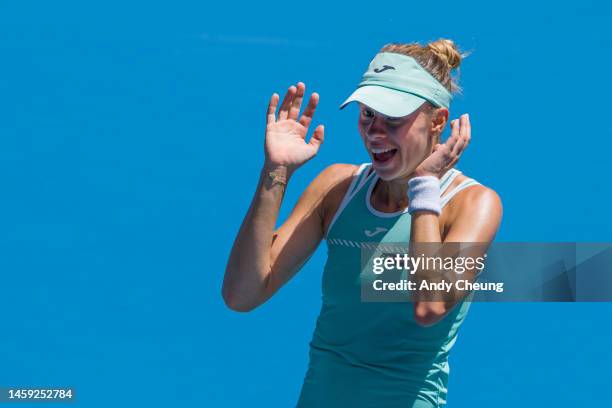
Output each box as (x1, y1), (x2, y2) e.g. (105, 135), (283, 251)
(371, 147), (395, 154)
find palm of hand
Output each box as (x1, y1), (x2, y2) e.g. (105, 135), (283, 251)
(264, 82), (325, 171)
(414, 114), (471, 178)
(265, 120), (316, 167)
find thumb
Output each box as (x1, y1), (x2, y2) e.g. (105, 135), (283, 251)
(431, 143), (443, 155)
(308, 124), (325, 152)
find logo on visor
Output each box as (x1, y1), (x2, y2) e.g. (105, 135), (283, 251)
(374, 65), (395, 73)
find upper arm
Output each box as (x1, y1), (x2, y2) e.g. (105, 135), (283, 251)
(262, 163), (356, 299)
(443, 185), (503, 292)
(443, 185), (503, 243)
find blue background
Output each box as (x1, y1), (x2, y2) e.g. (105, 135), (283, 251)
(1, 1), (611, 406)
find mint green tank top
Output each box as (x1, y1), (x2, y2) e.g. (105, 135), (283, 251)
(296, 163), (481, 408)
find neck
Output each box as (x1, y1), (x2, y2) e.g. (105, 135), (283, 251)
(371, 172), (415, 212)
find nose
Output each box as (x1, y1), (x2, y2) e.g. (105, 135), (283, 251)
(365, 114), (387, 140)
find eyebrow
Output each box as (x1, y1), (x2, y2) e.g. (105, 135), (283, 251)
(360, 105), (404, 121)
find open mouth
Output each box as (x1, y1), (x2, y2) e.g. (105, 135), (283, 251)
(371, 148), (398, 165)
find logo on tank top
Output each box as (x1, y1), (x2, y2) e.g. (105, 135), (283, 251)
(364, 227), (388, 237)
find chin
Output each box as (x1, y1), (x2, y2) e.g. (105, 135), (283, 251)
(371, 161), (401, 181)
(372, 158), (415, 182)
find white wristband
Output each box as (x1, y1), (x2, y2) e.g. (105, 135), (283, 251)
(408, 176), (441, 215)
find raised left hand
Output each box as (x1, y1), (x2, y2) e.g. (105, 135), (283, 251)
(413, 113), (471, 178)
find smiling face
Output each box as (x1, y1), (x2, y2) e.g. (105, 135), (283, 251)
(358, 102), (446, 181)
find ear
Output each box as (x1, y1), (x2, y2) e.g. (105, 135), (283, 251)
(430, 107), (449, 136)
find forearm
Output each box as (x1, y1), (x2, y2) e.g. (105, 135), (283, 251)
(411, 211), (477, 324)
(410, 212), (450, 324)
(408, 177), (453, 325)
(410, 212), (442, 243)
(222, 165), (290, 311)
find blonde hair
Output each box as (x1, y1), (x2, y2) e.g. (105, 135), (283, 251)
(380, 38), (470, 95)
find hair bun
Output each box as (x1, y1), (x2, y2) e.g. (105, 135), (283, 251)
(379, 38), (468, 94)
(426, 38), (462, 70)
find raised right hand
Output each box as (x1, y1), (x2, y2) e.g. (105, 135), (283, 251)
(264, 82), (325, 172)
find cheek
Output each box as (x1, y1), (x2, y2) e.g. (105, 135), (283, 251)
(357, 118), (367, 134)
(357, 121), (364, 135)
(357, 120), (369, 141)
(394, 132), (429, 160)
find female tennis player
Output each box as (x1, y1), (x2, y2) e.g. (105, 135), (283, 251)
(222, 38), (503, 407)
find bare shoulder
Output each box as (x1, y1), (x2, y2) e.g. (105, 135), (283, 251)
(461, 184), (502, 210)
(291, 163), (359, 219)
(301, 163), (358, 202)
(441, 173), (503, 240)
(296, 163), (357, 198)
(461, 178), (501, 213)
(443, 173), (502, 213)
(316, 163), (360, 184)
(310, 163), (361, 234)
